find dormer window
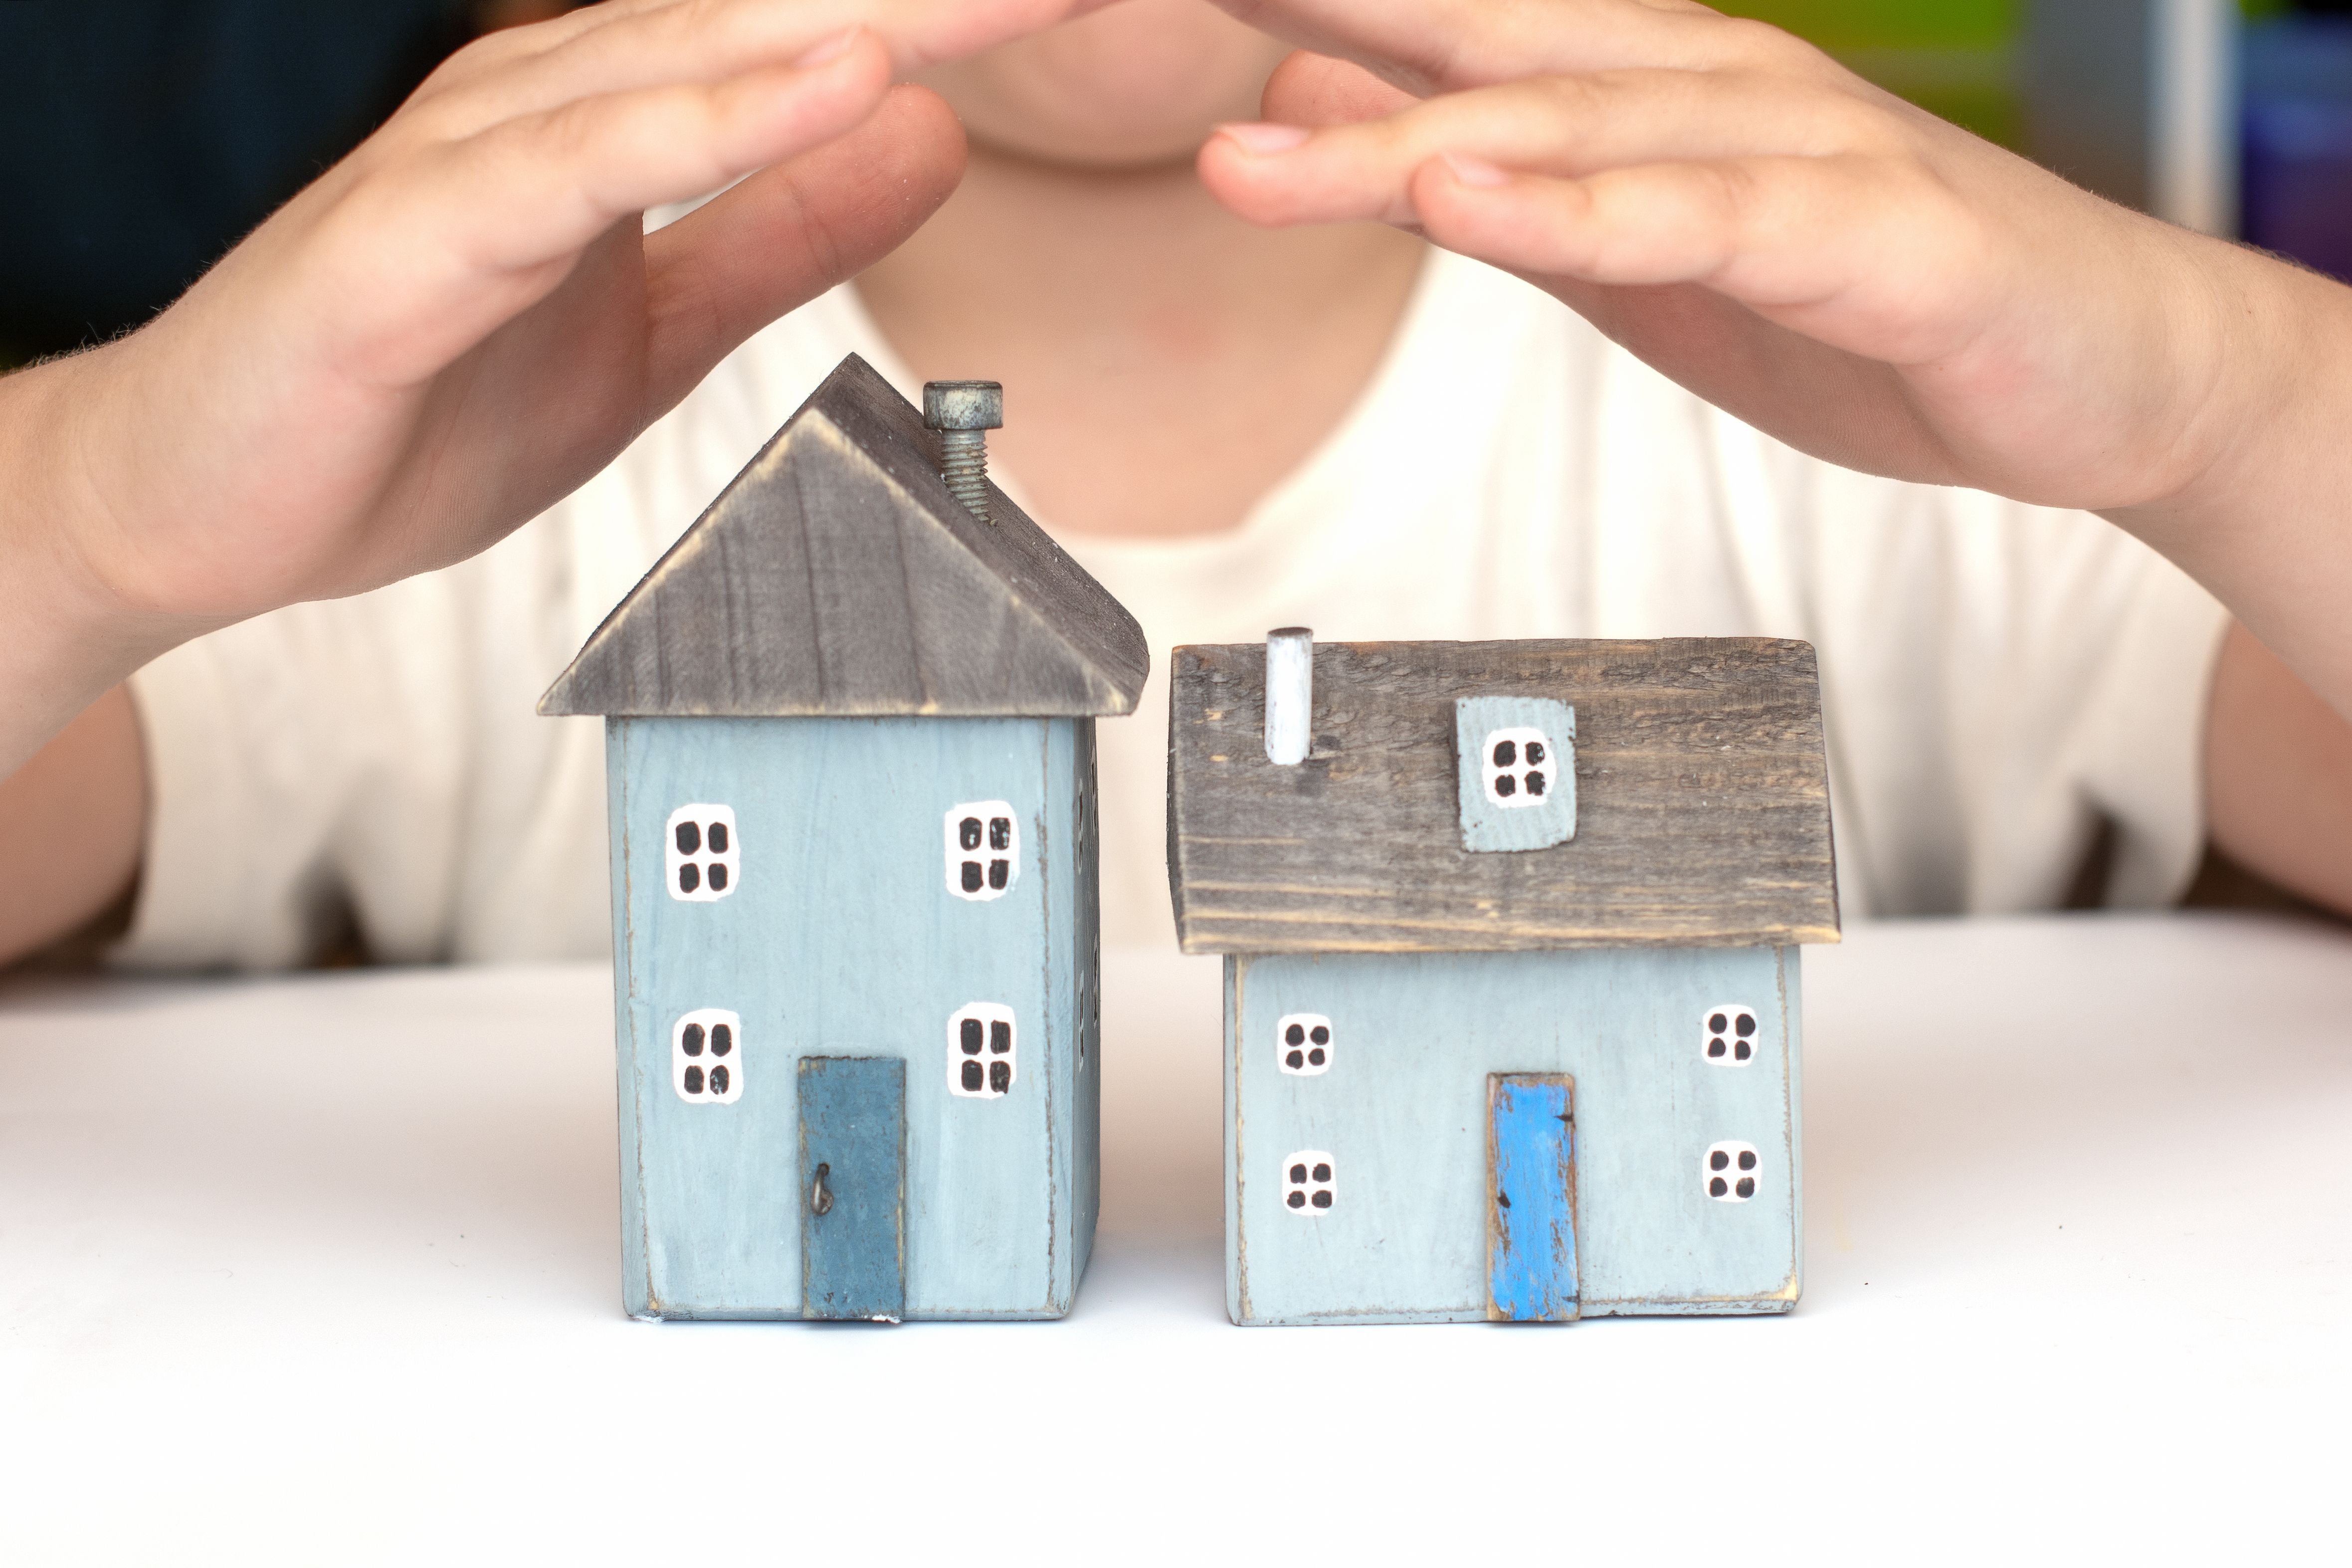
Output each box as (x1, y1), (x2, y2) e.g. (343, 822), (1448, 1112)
(1454, 697), (1576, 852)
(946, 802), (1018, 901)
(1481, 727), (1557, 807)
(666, 804), (739, 901)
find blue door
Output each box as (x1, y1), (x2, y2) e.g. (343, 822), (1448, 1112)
(799, 1056), (907, 1322)
(1487, 1073), (1578, 1322)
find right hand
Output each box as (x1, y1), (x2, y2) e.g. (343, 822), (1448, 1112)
(0, 0), (1109, 774)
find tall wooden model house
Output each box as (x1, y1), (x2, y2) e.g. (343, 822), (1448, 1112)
(1167, 632), (1840, 1325)
(542, 355), (1148, 1322)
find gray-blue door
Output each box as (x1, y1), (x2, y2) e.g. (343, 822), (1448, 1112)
(798, 1056), (906, 1322)
(1486, 1072), (1579, 1322)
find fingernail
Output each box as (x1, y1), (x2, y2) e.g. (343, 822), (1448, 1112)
(794, 28), (860, 68)
(1441, 153), (1510, 188)
(1215, 122), (1311, 156)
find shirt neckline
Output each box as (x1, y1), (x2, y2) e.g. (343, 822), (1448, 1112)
(836, 245), (1461, 563)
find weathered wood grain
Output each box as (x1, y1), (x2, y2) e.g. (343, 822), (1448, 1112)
(1487, 1073), (1578, 1322)
(609, 713), (1095, 1321)
(1169, 639), (1840, 953)
(541, 354), (1149, 718)
(1225, 948), (1800, 1324)
(799, 1055), (908, 1322)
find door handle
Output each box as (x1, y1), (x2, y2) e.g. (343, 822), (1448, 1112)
(810, 1162), (833, 1216)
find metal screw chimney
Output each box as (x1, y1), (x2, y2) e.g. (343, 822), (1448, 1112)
(1264, 627), (1313, 766)
(923, 381), (1003, 524)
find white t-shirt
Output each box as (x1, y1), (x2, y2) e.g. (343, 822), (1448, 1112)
(119, 248), (2230, 969)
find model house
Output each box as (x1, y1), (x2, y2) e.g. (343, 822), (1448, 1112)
(542, 354), (1148, 1322)
(1166, 631), (1840, 1325)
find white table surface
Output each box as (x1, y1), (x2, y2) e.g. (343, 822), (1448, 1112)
(2, 913), (2348, 1563)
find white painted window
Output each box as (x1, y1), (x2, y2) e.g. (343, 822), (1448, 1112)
(673, 1009), (743, 1104)
(1705, 1140), (1759, 1202)
(1480, 727), (1557, 808)
(946, 802), (1018, 901)
(1282, 1151), (1336, 1215)
(948, 1002), (1016, 1098)
(665, 804), (739, 902)
(1704, 1005), (1758, 1064)
(1277, 1013), (1333, 1076)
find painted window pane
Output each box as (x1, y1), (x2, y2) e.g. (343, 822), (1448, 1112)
(1703, 1004), (1759, 1064)
(1480, 726), (1557, 808)
(1704, 1140), (1759, 1202)
(945, 800), (1019, 902)
(673, 1009), (744, 1104)
(665, 803), (740, 903)
(1282, 1149), (1337, 1214)
(948, 1003), (1016, 1098)
(1276, 1012), (1334, 1076)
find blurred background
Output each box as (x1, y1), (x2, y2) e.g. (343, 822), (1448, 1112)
(1734, 0), (2352, 270)
(1, 0), (2348, 367)
(0, 0), (2341, 941)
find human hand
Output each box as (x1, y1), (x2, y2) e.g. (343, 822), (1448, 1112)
(0, 0), (1109, 772)
(1197, 0), (2340, 524)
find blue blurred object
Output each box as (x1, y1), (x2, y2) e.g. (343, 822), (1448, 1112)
(2243, 15), (2352, 282)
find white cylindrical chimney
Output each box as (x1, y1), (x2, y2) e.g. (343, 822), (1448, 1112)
(1264, 627), (1313, 766)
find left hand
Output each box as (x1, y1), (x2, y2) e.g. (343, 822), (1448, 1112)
(1195, 0), (2352, 721)
(1200, 0), (2272, 513)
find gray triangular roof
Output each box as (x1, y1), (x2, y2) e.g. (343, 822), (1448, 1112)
(540, 355), (1149, 718)
(1166, 638), (1840, 953)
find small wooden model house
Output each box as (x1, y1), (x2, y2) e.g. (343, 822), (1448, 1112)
(542, 355), (1148, 1322)
(1167, 632), (1840, 1325)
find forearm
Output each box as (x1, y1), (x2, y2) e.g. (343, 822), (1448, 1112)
(2204, 620), (2352, 917)
(0, 685), (146, 966)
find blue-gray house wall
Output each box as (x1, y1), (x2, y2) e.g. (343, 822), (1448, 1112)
(605, 713), (1100, 1321)
(1224, 947), (1800, 1325)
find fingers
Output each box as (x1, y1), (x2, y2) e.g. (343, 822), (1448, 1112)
(406, 0), (640, 97)
(1211, 0), (1821, 96)
(398, 0), (885, 143)
(308, 34), (899, 387)
(400, 0), (1118, 144)
(1405, 152), (1991, 365)
(1204, 67), (1903, 229)
(640, 84), (967, 410)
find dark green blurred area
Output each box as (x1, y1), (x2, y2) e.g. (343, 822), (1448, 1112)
(1722, 0), (2026, 145)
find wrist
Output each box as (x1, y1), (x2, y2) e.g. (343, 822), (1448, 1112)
(2121, 240), (2352, 527)
(0, 352), (221, 778)
(2102, 243), (2352, 721)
